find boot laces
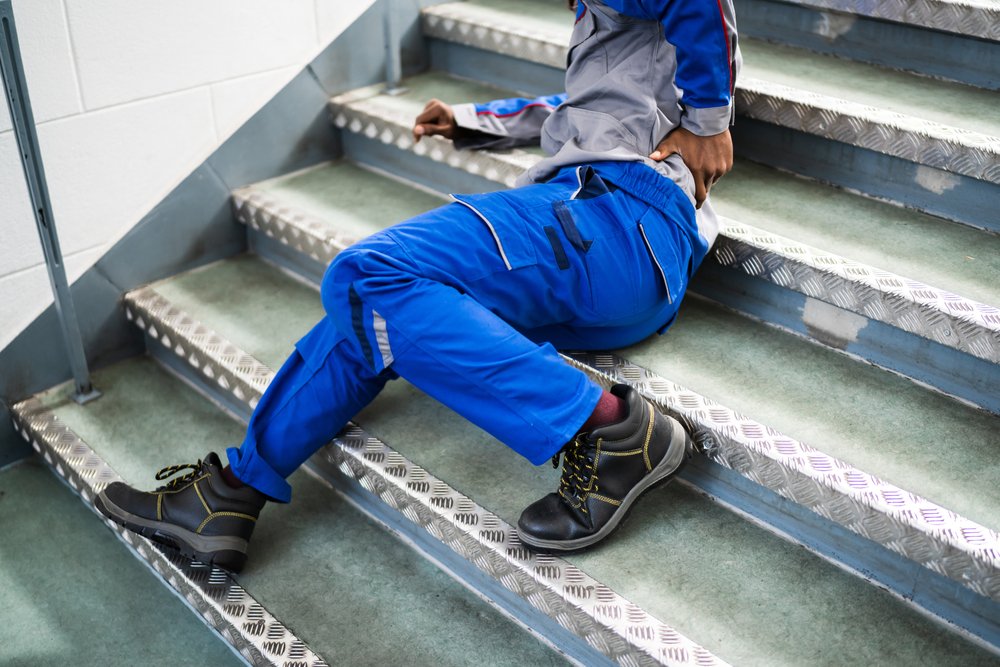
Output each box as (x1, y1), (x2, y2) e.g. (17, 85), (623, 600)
(552, 436), (600, 512)
(154, 461), (203, 492)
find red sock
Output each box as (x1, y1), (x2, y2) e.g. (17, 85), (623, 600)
(220, 465), (245, 489)
(580, 390), (627, 433)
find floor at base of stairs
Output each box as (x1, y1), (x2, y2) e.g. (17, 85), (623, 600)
(0, 458), (240, 667)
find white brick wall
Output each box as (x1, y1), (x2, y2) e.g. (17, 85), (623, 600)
(0, 0), (375, 351)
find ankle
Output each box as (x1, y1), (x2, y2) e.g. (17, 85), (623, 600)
(220, 465), (245, 489)
(580, 389), (627, 433)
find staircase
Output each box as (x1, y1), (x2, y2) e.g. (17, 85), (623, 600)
(8, 0), (999, 664)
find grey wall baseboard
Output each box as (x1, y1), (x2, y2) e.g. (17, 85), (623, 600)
(0, 0), (413, 462)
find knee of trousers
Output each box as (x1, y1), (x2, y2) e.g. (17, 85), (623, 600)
(320, 234), (416, 370)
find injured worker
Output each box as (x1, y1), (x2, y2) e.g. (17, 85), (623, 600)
(97, 0), (740, 572)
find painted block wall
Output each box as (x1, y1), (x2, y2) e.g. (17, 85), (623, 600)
(0, 0), (374, 351)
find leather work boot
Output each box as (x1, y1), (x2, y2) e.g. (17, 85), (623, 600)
(95, 452), (266, 572)
(517, 385), (692, 552)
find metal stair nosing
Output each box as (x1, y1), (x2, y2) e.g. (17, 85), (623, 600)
(122, 277), (1000, 652)
(121, 286), (729, 667)
(420, 4), (1000, 188)
(8, 398), (328, 667)
(764, 0), (1000, 42)
(325, 96), (1000, 411)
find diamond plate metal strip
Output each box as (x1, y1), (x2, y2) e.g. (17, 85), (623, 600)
(124, 287), (272, 412)
(330, 85), (538, 190)
(564, 352), (1000, 602)
(327, 93), (1000, 365)
(128, 285), (728, 666)
(232, 187), (355, 269)
(421, 3), (1000, 184)
(715, 217), (1000, 363)
(782, 0), (1000, 41)
(8, 399), (327, 667)
(422, 2), (569, 69)
(735, 78), (1000, 184)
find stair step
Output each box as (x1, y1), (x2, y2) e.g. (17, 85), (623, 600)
(13, 357), (570, 666)
(734, 0), (1000, 90)
(421, 0), (1000, 227)
(767, 0), (1000, 41)
(121, 254), (998, 664)
(0, 458), (240, 666)
(328, 77), (1000, 411)
(233, 161), (446, 282)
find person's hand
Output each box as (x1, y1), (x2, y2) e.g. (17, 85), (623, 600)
(650, 127), (733, 208)
(413, 99), (457, 143)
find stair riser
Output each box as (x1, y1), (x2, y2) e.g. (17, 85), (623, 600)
(733, 120), (1000, 232)
(431, 40), (1000, 231)
(694, 263), (1000, 414)
(735, 0), (1000, 90)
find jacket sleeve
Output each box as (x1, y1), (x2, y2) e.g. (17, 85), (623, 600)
(651, 0), (740, 136)
(601, 0), (739, 135)
(450, 94), (567, 150)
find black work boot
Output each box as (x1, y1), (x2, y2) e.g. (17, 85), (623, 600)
(517, 385), (692, 552)
(95, 453), (266, 572)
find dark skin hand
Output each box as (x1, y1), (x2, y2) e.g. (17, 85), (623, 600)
(413, 98), (457, 143)
(412, 98), (734, 208)
(649, 126), (734, 209)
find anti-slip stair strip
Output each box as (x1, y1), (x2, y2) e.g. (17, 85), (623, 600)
(779, 0), (1000, 41)
(123, 286), (727, 667)
(125, 282), (1000, 608)
(734, 78), (1000, 185)
(9, 400), (327, 667)
(326, 95), (1000, 365)
(232, 186), (358, 268)
(715, 218), (1000, 364)
(563, 351), (1000, 603)
(421, 2), (1000, 184)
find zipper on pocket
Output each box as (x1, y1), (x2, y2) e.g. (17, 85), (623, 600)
(638, 222), (673, 304)
(451, 196), (513, 270)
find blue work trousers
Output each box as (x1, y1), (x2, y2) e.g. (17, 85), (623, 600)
(227, 162), (704, 502)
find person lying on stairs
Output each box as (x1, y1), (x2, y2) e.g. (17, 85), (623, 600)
(97, 0), (740, 572)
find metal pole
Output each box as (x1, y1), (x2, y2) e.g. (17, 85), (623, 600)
(0, 0), (100, 404)
(383, 0), (407, 96)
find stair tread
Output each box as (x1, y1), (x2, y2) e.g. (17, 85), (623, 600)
(713, 161), (1000, 308)
(137, 258), (994, 665)
(244, 161), (445, 242)
(152, 255), (1000, 530)
(426, 0), (1000, 139)
(620, 296), (1000, 529)
(0, 459), (240, 666)
(739, 38), (1000, 138)
(35, 357), (567, 666)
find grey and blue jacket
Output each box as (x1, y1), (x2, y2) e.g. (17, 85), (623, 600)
(451, 0), (741, 248)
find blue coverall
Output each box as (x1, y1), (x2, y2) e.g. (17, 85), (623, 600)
(227, 0), (739, 502)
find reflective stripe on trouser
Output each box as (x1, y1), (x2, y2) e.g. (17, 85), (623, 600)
(227, 163), (700, 502)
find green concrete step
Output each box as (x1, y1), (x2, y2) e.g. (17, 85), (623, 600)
(0, 458), (240, 666)
(420, 1), (1000, 187)
(122, 253), (999, 657)
(12, 357), (568, 667)
(327, 79), (1000, 410)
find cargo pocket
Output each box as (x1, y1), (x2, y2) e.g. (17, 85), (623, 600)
(450, 193), (537, 271)
(636, 206), (688, 307)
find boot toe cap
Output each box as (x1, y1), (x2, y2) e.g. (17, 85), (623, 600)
(517, 493), (590, 543)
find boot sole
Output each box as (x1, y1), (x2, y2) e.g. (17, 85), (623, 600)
(516, 415), (693, 553)
(94, 491), (249, 573)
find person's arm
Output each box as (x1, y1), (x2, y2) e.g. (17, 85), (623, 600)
(413, 94), (567, 150)
(617, 0), (739, 207)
